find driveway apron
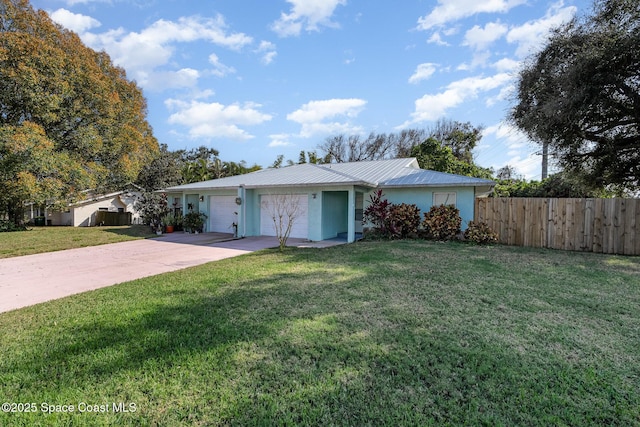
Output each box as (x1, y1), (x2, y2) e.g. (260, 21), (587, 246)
(0, 235), (282, 313)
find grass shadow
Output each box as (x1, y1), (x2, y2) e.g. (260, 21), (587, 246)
(1, 240), (639, 425)
(98, 224), (157, 239)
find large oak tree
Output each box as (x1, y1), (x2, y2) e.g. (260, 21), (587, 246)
(0, 0), (158, 223)
(510, 0), (640, 192)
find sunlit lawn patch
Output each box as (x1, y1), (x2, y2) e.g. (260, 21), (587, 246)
(0, 225), (156, 258)
(1, 241), (638, 425)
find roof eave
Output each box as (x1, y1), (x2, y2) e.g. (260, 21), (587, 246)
(163, 185), (240, 192)
(380, 182), (495, 189)
(166, 180), (378, 192)
(69, 191), (127, 206)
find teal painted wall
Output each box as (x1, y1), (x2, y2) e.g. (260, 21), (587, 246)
(175, 184), (478, 239)
(364, 187), (477, 230)
(175, 188), (317, 238)
(241, 188), (256, 237)
(307, 190), (322, 241)
(185, 194), (200, 214)
(243, 186), (353, 241)
(321, 191), (348, 239)
(244, 188), (321, 240)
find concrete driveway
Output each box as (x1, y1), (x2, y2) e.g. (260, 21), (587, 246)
(0, 233), (294, 313)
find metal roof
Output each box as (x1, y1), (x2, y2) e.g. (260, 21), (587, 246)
(380, 168), (495, 188)
(165, 158), (494, 191)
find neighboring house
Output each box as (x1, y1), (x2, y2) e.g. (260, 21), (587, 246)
(44, 186), (142, 227)
(164, 158), (494, 243)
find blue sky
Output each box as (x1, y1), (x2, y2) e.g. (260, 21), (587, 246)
(33, 0), (590, 178)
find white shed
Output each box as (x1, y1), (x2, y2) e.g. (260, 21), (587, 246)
(48, 189), (142, 227)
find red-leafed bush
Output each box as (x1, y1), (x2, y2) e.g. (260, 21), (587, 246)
(389, 203), (421, 238)
(363, 190), (421, 239)
(363, 189), (393, 238)
(464, 221), (498, 244)
(421, 205), (462, 241)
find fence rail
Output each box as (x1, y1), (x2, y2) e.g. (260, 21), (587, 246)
(474, 198), (640, 255)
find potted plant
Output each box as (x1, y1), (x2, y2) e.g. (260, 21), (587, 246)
(162, 213), (176, 233)
(183, 211), (207, 234)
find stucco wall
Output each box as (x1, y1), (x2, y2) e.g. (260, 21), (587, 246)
(73, 197), (127, 227)
(48, 210), (72, 226)
(192, 186), (356, 241)
(363, 187), (477, 230)
(321, 191), (348, 240)
(184, 194), (201, 217)
(120, 193), (142, 224)
(163, 192), (184, 219)
(175, 184), (478, 240)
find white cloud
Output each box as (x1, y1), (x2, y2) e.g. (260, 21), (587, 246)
(400, 73), (512, 126)
(493, 57), (520, 72)
(287, 98), (367, 137)
(484, 122), (527, 146)
(76, 15), (252, 90)
(141, 68), (201, 92)
(208, 54), (236, 77)
(427, 32), (449, 46)
(49, 9), (101, 33)
(506, 2), (577, 57)
(463, 21), (508, 51)
(63, 0), (107, 5)
(271, 0), (347, 37)
(479, 123), (542, 179)
(166, 99), (272, 141)
(486, 83), (514, 106)
(255, 41), (277, 65)
(269, 134), (294, 147)
(417, 0), (527, 30)
(504, 153), (542, 179)
(192, 89), (216, 100)
(409, 63), (437, 84)
(468, 51), (493, 69)
(288, 98), (366, 123)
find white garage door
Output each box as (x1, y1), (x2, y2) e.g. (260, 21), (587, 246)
(209, 196), (238, 233)
(260, 194), (308, 239)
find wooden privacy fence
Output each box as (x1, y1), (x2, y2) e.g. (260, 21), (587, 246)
(95, 211), (132, 226)
(474, 198), (640, 255)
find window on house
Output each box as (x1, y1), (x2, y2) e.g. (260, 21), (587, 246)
(118, 208), (124, 213)
(98, 207), (108, 211)
(433, 192), (457, 207)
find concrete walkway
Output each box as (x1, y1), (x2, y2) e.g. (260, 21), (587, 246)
(0, 233), (346, 314)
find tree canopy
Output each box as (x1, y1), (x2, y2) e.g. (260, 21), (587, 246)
(510, 0), (640, 192)
(317, 121), (491, 179)
(135, 145), (262, 190)
(0, 0), (158, 223)
(492, 172), (614, 198)
(135, 144), (183, 191)
(410, 138), (493, 179)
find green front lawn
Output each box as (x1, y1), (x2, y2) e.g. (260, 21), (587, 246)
(0, 225), (156, 258)
(1, 241), (639, 425)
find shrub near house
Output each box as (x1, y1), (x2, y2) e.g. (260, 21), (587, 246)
(422, 205), (462, 241)
(364, 190), (497, 244)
